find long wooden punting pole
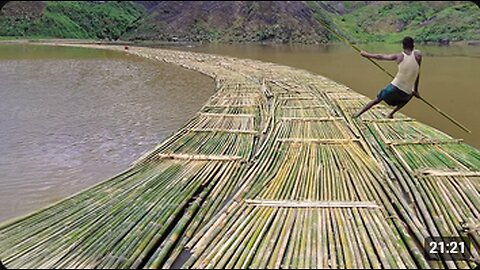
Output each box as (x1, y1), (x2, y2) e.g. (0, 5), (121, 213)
(317, 19), (472, 134)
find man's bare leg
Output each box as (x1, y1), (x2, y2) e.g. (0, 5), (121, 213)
(387, 101), (408, 118)
(353, 98), (381, 118)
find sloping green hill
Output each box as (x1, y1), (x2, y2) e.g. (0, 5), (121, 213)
(0, 1), (145, 40)
(317, 1), (480, 43)
(0, 1), (478, 43)
(123, 1), (480, 43)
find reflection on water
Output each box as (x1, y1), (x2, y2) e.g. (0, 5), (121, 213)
(174, 43), (480, 148)
(0, 45), (214, 222)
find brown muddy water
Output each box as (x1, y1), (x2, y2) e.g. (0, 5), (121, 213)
(0, 44), (214, 222)
(174, 43), (480, 149)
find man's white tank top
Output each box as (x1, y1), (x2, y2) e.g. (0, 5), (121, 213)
(391, 50), (420, 94)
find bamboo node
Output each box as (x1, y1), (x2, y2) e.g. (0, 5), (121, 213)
(462, 221), (480, 233)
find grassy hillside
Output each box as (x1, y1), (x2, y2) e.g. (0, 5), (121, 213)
(0, 1), (145, 40)
(127, 1), (479, 44)
(0, 1), (478, 44)
(318, 1), (480, 43)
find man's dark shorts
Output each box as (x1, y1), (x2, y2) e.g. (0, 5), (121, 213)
(377, 84), (412, 106)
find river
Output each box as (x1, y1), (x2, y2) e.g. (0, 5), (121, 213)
(0, 44), (214, 222)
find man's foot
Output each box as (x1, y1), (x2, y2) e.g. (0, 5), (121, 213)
(387, 113), (394, 119)
(352, 112), (360, 118)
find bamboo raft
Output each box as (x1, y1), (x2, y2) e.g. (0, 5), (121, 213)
(0, 44), (479, 269)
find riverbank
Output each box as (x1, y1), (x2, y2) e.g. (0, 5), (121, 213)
(0, 43), (478, 268)
(2, 37), (480, 47)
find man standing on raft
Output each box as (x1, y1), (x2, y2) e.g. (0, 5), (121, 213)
(353, 36), (422, 119)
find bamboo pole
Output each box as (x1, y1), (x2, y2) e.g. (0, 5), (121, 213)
(245, 200), (380, 208)
(316, 17), (471, 133)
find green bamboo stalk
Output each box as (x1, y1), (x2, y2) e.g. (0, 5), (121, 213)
(267, 209), (296, 269)
(250, 208), (285, 269)
(146, 176), (216, 269)
(238, 208), (277, 269)
(218, 207), (267, 269)
(163, 163), (242, 268)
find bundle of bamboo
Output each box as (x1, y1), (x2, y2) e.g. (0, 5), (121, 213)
(359, 120), (480, 263)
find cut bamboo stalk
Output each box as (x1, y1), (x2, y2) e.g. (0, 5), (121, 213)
(211, 95), (260, 100)
(145, 171), (219, 269)
(415, 169), (480, 177)
(157, 153), (244, 161)
(387, 138), (463, 146)
(204, 104), (258, 108)
(278, 96), (316, 100)
(463, 222), (480, 233)
(187, 128), (258, 134)
(363, 118), (415, 123)
(283, 208), (301, 268)
(331, 96), (365, 100)
(269, 209), (296, 269)
(281, 105), (327, 109)
(277, 138), (359, 144)
(218, 207), (267, 269)
(250, 208), (284, 268)
(280, 116), (343, 121)
(238, 208), (276, 269)
(199, 112), (256, 118)
(245, 200), (381, 208)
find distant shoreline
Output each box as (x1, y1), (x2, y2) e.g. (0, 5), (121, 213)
(1, 38), (480, 47)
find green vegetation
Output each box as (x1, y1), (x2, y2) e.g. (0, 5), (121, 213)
(0, 1), (145, 40)
(0, 1), (478, 44)
(0, 16), (34, 37)
(413, 3), (480, 42)
(322, 1), (480, 43)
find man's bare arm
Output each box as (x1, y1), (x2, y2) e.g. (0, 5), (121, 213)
(412, 74), (421, 98)
(413, 51), (423, 98)
(360, 51), (400, 61)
